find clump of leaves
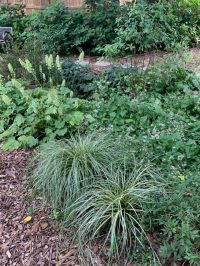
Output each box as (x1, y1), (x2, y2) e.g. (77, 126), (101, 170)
(0, 4), (26, 41)
(0, 38), (44, 80)
(0, 79), (88, 150)
(146, 172), (200, 265)
(64, 164), (164, 259)
(102, 0), (199, 56)
(28, 131), (124, 208)
(62, 60), (97, 98)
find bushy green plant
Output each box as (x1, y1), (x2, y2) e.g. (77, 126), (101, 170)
(0, 38), (44, 81)
(28, 132), (124, 208)
(103, 0), (200, 56)
(84, 0), (120, 52)
(64, 165), (164, 259)
(146, 172), (200, 265)
(24, 2), (93, 55)
(0, 4), (26, 41)
(0, 79), (89, 150)
(171, 0), (200, 45)
(23, 1), (119, 55)
(145, 57), (200, 94)
(62, 60), (97, 98)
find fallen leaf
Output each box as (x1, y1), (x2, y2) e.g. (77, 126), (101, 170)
(40, 222), (48, 230)
(24, 215), (33, 223)
(6, 250), (11, 258)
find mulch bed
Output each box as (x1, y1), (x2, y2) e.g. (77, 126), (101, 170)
(0, 150), (79, 266)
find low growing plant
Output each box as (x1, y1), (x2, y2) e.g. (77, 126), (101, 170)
(0, 79), (88, 150)
(28, 131), (125, 208)
(64, 164), (164, 260)
(62, 60), (97, 98)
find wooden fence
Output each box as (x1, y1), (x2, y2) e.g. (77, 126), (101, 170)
(0, 0), (132, 13)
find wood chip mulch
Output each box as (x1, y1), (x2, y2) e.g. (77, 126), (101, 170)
(0, 149), (80, 266)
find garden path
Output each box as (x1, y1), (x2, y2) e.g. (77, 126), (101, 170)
(71, 48), (200, 75)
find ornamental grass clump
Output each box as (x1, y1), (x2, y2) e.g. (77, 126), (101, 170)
(28, 132), (124, 208)
(64, 164), (164, 258)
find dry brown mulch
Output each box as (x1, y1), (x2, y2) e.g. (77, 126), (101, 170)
(0, 150), (80, 266)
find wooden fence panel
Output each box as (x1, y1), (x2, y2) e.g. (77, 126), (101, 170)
(0, 0), (133, 12)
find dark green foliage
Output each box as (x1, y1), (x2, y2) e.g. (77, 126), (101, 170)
(90, 57), (200, 173)
(24, 2), (93, 54)
(0, 38), (44, 81)
(147, 173), (200, 265)
(103, 0), (200, 55)
(62, 60), (97, 98)
(0, 1), (199, 56)
(145, 58), (200, 94)
(0, 4), (26, 41)
(24, 1), (119, 55)
(84, 0), (120, 52)
(172, 0), (200, 45)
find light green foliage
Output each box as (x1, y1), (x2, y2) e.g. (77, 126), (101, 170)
(28, 132), (125, 208)
(64, 165), (164, 259)
(0, 80), (88, 150)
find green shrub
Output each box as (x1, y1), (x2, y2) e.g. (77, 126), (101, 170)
(24, 2), (93, 55)
(0, 4), (26, 41)
(28, 132), (125, 208)
(64, 165), (164, 258)
(24, 1), (119, 55)
(0, 39), (44, 81)
(0, 80), (89, 150)
(103, 0), (200, 56)
(147, 173), (200, 264)
(145, 57), (200, 94)
(84, 0), (120, 52)
(62, 60), (97, 98)
(173, 0), (200, 44)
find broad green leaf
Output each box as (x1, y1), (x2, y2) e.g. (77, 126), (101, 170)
(48, 89), (59, 106)
(14, 114), (25, 127)
(1, 94), (11, 105)
(2, 138), (21, 151)
(27, 136), (38, 148)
